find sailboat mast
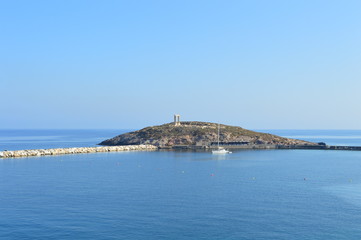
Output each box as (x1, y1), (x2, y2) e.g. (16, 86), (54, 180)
(217, 123), (220, 148)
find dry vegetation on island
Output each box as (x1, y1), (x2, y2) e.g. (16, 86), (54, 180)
(99, 122), (316, 148)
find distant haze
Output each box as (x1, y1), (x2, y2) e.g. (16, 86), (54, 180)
(1, 0), (361, 129)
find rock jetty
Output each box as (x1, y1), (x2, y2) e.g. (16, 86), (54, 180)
(0, 145), (158, 159)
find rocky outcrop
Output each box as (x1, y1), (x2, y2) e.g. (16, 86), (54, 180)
(0, 145), (158, 158)
(99, 121), (317, 147)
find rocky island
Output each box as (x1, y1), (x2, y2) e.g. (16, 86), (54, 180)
(99, 120), (318, 149)
(3, 117), (361, 159)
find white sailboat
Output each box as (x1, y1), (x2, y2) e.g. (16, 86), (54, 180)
(212, 123), (232, 154)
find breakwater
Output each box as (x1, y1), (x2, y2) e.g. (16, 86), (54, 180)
(276, 145), (361, 150)
(0, 145), (158, 158)
(2, 144), (361, 159)
(170, 144), (361, 151)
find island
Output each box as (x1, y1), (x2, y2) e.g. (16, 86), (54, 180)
(3, 116), (361, 159)
(99, 119), (319, 149)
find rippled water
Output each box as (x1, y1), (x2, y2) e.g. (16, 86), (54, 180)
(1, 130), (361, 239)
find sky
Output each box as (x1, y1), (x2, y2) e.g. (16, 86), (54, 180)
(1, 0), (361, 129)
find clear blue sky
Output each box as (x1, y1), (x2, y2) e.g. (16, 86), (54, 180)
(1, 0), (361, 129)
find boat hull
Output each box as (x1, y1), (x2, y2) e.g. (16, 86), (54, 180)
(212, 149), (232, 154)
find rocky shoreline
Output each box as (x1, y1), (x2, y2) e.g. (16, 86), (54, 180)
(171, 144), (361, 151)
(2, 144), (361, 159)
(0, 145), (158, 158)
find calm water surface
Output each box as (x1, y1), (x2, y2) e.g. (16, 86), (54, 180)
(1, 130), (361, 239)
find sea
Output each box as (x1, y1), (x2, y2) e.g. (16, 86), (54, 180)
(1, 129), (361, 239)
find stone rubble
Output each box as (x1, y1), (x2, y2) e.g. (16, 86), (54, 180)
(0, 145), (158, 158)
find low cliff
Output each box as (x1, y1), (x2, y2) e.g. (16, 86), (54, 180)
(99, 121), (316, 147)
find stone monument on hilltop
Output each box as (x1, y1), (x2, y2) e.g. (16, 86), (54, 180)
(174, 114), (180, 126)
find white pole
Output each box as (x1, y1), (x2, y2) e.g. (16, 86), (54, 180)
(218, 123), (220, 148)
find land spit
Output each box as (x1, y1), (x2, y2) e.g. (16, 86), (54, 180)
(0, 145), (158, 159)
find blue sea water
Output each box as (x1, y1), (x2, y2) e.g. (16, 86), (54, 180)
(265, 129), (361, 146)
(0, 129), (128, 151)
(1, 129), (361, 239)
